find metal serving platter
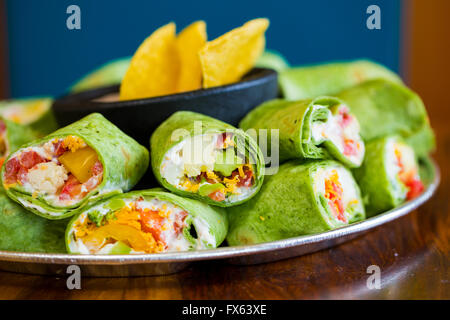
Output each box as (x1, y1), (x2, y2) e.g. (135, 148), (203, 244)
(0, 162), (440, 277)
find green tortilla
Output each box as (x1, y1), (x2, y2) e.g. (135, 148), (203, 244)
(255, 50), (290, 72)
(2, 113), (149, 220)
(1, 116), (39, 161)
(66, 188), (228, 254)
(279, 59), (402, 100)
(336, 79), (435, 158)
(0, 97), (58, 136)
(239, 96), (365, 167)
(0, 187), (67, 253)
(150, 111), (265, 207)
(352, 136), (424, 217)
(226, 160), (365, 245)
(69, 57), (131, 93)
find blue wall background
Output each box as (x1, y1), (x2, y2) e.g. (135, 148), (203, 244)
(6, 0), (402, 98)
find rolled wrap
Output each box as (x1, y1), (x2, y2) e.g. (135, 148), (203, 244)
(2, 113), (149, 220)
(0, 116), (39, 167)
(353, 136), (425, 217)
(0, 187), (67, 253)
(239, 97), (365, 167)
(151, 111), (265, 207)
(0, 97), (58, 136)
(255, 50), (290, 72)
(66, 188), (228, 254)
(336, 79), (435, 158)
(69, 57), (131, 93)
(227, 160), (365, 245)
(279, 60), (402, 100)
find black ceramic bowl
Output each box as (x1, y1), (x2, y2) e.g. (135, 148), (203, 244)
(52, 68), (278, 146)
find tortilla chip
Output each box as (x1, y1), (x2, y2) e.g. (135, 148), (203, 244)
(199, 18), (269, 88)
(119, 22), (180, 100)
(176, 21), (207, 92)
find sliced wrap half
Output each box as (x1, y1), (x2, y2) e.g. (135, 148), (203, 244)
(151, 111), (265, 207)
(2, 113), (149, 220)
(353, 136), (424, 217)
(0, 187), (67, 253)
(279, 60), (402, 100)
(336, 79), (435, 158)
(66, 188), (228, 254)
(239, 97), (365, 167)
(0, 97), (58, 136)
(227, 160), (365, 246)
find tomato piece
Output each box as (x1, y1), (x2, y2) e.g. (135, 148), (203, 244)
(405, 179), (424, 200)
(173, 211), (188, 235)
(4, 157), (20, 183)
(59, 174), (82, 200)
(20, 151), (46, 169)
(208, 190), (226, 202)
(53, 141), (67, 156)
(231, 167), (254, 187)
(343, 139), (358, 156)
(91, 161), (103, 176)
(0, 120), (6, 133)
(17, 167), (28, 184)
(216, 133), (229, 149)
(328, 199), (346, 223)
(140, 210), (164, 242)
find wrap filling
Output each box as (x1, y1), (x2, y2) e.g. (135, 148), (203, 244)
(314, 165), (363, 224)
(160, 133), (255, 203)
(3, 135), (103, 206)
(68, 196), (216, 254)
(386, 139), (424, 200)
(0, 98), (50, 125)
(310, 104), (364, 166)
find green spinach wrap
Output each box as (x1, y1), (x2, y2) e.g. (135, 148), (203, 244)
(69, 57), (131, 93)
(255, 50), (290, 72)
(0, 187), (67, 253)
(239, 97), (365, 167)
(2, 113), (149, 220)
(66, 188), (228, 254)
(353, 136), (424, 217)
(279, 60), (402, 100)
(227, 160), (365, 245)
(0, 116), (39, 168)
(151, 111), (265, 207)
(0, 97), (58, 136)
(336, 79), (435, 157)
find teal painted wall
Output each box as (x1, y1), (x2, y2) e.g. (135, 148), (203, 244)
(6, 0), (401, 97)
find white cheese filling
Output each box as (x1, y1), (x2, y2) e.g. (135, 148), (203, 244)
(310, 104), (364, 165)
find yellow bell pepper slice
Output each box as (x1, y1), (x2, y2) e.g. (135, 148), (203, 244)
(58, 147), (98, 183)
(83, 224), (158, 253)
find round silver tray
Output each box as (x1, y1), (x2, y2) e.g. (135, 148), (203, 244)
(0, 162), (440, 277)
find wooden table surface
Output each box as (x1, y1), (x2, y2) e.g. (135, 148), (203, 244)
(0, 114), (448, 300)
